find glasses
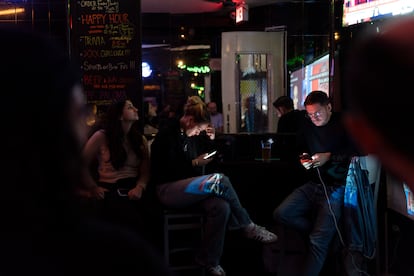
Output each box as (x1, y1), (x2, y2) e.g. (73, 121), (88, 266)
(306, 110), (323, 119)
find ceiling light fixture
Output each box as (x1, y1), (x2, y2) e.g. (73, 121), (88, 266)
(0, 7), (24, 16)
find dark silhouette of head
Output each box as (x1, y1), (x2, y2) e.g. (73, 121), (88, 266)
(0, 27), (86, 225)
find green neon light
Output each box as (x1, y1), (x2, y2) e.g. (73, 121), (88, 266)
(191, 85), (204, 91)
(187, 66), (210, 73)
(177, 64), (210, 74)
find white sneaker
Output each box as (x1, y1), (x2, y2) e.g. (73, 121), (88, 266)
(244, 223), (278, 243)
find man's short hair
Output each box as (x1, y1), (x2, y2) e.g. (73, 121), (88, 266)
(273, 96), (294, 109)
(304, 90), (330, 106)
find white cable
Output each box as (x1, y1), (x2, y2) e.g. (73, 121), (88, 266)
(316, 167), (371, 276)
(316, 167), (345, 246)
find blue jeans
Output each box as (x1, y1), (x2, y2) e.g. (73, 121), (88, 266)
(273, 181), (345, 276)
(157, 174), (252, 267)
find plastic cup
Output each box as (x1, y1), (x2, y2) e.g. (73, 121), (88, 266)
(261, 141), (272, 162)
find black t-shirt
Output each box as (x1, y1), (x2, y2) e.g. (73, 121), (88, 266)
(150, 119), (216, 185)
(296, 112), (359, 186)
(277, 109), (306, 134)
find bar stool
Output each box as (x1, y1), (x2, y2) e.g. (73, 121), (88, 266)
(162, 208), (206, 276)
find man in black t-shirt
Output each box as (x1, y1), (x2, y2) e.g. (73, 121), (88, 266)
(273, 91), (358, 276)
(273, 95), (306, 134)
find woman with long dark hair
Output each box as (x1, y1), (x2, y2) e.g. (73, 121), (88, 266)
(83, 99), (154, 239)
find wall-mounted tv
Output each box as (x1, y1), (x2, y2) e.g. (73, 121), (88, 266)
(289, 53), (330, 110)
(342, 0), (414, 27)
(387, 174), (414, 221)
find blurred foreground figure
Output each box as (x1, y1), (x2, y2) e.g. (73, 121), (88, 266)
(0, 27), (171, 276)
(344, 17), (414, 192)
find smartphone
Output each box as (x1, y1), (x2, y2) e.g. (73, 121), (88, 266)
(300, 153), (312, 161)
(204, 150), (217, 159)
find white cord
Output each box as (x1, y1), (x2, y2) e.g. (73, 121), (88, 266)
(316, 167), (345, 246)
(316, 167), (371, 276)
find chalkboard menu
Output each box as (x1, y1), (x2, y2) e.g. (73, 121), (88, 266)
(70, 0), (141, 108)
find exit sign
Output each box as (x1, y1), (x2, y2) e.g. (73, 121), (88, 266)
(236, 4), (248, 23)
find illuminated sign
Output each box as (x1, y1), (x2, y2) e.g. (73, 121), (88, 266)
(236, 3), (248, 23)
(142, 62), (152, 78)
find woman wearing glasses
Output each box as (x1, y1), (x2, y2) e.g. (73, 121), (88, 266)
(273, 90), (359, 276)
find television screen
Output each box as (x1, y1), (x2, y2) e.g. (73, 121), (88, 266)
(342, 0), (414, 27)
(387, 173), (414, 221)
(289, 53), (330, 110)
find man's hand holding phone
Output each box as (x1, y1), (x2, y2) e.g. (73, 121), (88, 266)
(300, 153), (314, 170)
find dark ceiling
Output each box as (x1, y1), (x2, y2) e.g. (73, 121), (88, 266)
(141, 0), (281, 14)
(142, 0), (338, 75)
(141, 0), (336, 71)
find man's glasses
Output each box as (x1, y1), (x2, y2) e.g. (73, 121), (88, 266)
(306, 111), (323, 119)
